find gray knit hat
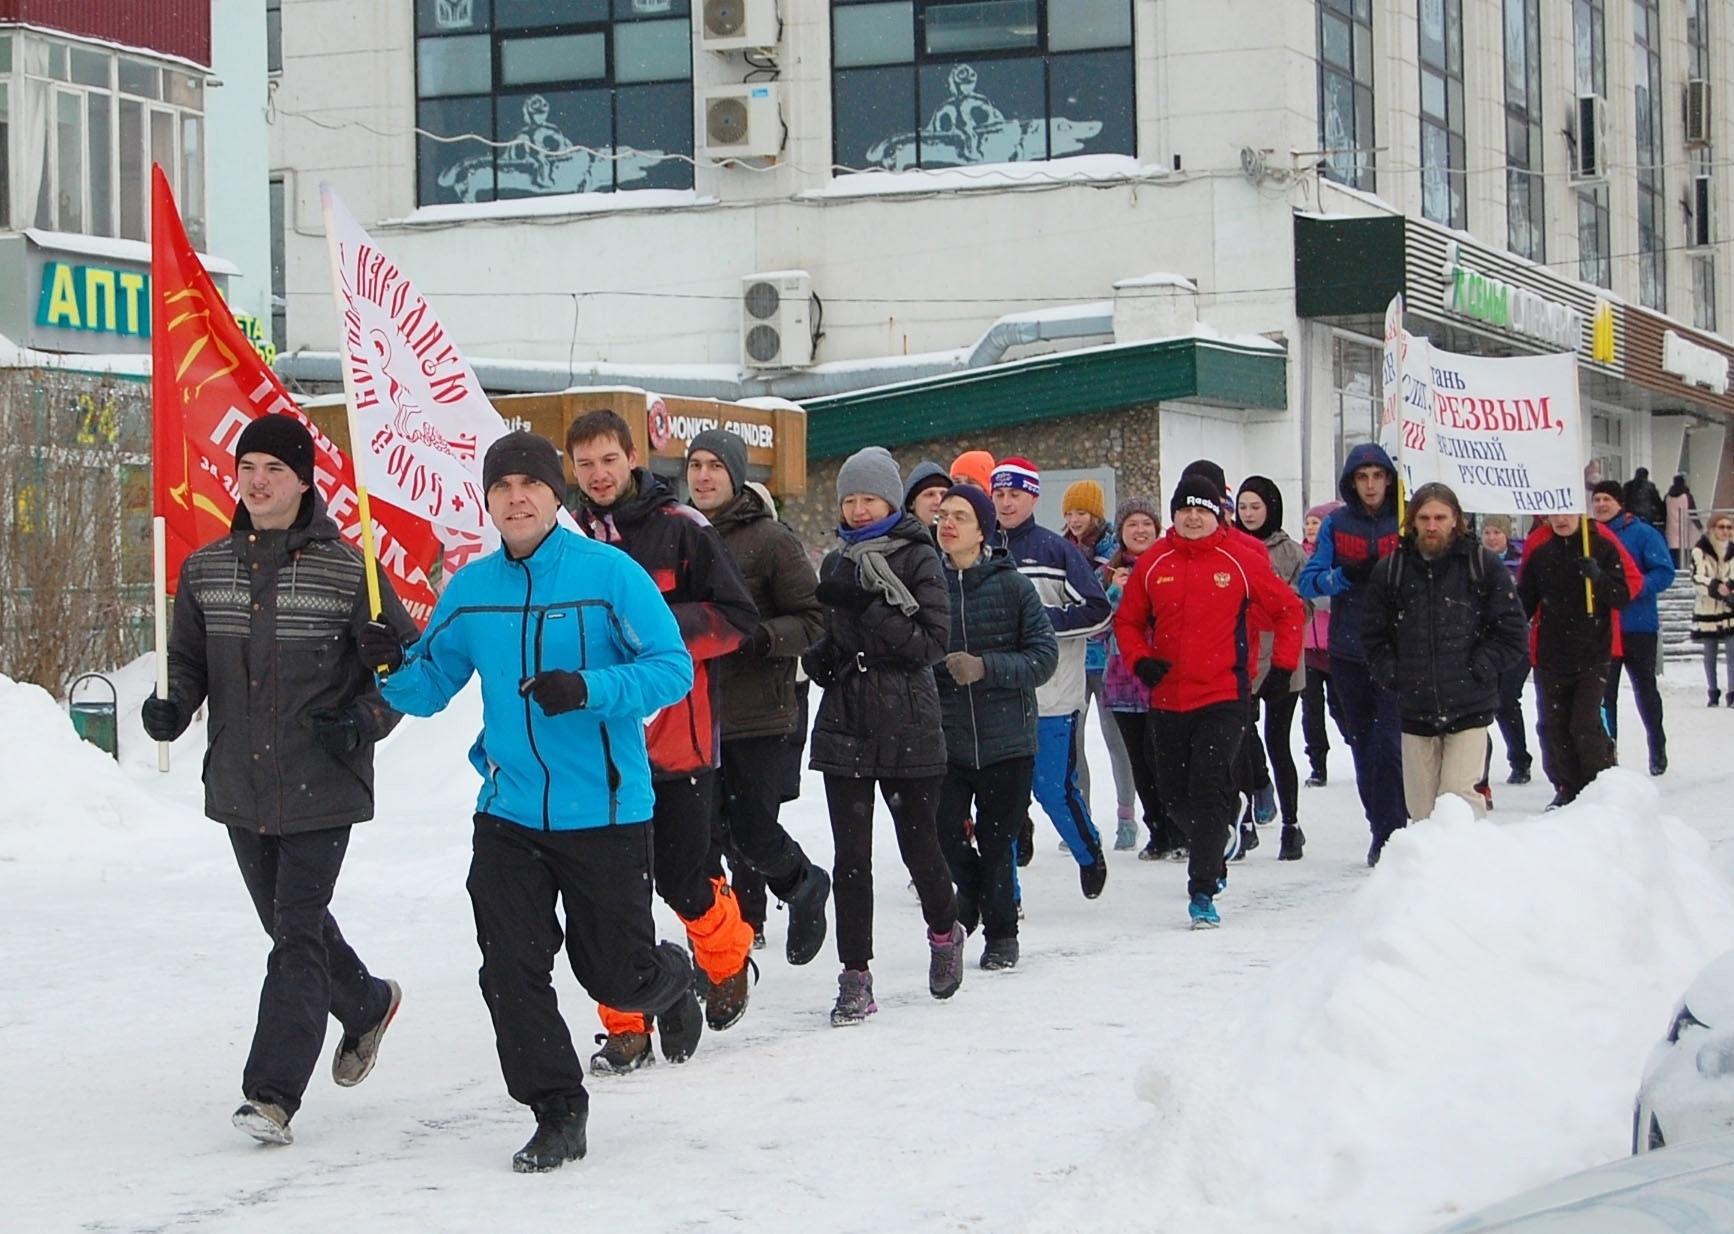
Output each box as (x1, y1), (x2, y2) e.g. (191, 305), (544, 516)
(836, 446), (903, 512)
(1114, 496), (1160, 536)
(687, 428), (747, 497)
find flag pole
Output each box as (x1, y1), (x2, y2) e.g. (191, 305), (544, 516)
(152, 516), (170, 772)
(319, 188), (384, 627)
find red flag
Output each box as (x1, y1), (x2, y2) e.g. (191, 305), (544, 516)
(151, 166), (442, 624)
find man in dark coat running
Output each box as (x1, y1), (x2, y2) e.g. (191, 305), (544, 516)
(142, 414), (416, 1146)
(1361, 483), (1529, 822)
(685, 429), (832, 966)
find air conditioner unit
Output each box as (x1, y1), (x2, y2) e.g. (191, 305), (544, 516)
(741, 270), (813, 369)
(700, 0), (779, 52)
(702, 83), (783, 160)
(1686, 78), (1712, 147)
(1693, 174), (1713, 248)
(1573, 93), (1608, 181)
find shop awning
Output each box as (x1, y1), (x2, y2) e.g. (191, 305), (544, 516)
(800, 334), (1287, 458)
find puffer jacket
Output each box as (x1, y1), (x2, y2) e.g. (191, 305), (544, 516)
(999, 515), (1112, 716)
(1301, 500), (1342, 670)
(1359, 534), (1529, 736)
(165, 493), (419, 835)
(803, 514), (951, 778)
(383, 525), (693, 831)
(1599, 511), (1675, 635)
(936, 550), (1058, 769)
(1101, 548), (1151, 712)
(1691, 535), (1734, 639)
(1297, 443), (1401, 663)
(1517, 524), (1633, 671)
(704, 486), (822, 741)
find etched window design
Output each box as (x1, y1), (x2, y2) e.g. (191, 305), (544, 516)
(1418, 0), (1465, 227)
(1318, 0), (1375, 192)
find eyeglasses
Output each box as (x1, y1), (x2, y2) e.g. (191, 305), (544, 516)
(935, 510), (977, 526)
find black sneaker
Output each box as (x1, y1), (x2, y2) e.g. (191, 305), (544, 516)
(781, 863), (831, 967)
(588, 1030), (652, 1076)
(980, 936), (1019, 970)
(1079, 855), (1107, 900)
(1238, 822), (1260, 857)
(1277, 824), (1305, 861)
(1305, 767), (1327, 788)
(332, 978), (402, 1087)
(1506, 765), (1532, 785)
(1545, 790), (1573, 811)
(1712, 689), (1724, 708)
(512, 1106), (588, 1173)
(1138, 837), (1162, 861)
(656, 987), (704, 1063)
(705, 958), (757, 1031)
(751, 928), (766, 951)
(1016, 815), (1035, 867)
(1650, 751), (1668, 776)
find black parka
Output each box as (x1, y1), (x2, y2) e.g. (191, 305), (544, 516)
(803, 514), (950, 778)
(1360, 534), (1529, 736)
(936, 550), (1058, 770)
(165, 494), (418, 834)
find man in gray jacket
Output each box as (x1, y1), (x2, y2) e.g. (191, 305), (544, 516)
(142, 414), (417, 1146)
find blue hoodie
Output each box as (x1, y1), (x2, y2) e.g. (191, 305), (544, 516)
(1600, 509), (1674, 634)
(1297, 442), (1401, 663)
(382, 525), (693, 832)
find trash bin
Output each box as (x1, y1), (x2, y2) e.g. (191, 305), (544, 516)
(68, 673), (119, 761)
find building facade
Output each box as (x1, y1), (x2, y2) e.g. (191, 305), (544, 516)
(268, 0), (1734, 518)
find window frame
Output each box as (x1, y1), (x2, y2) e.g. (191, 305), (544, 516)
(1502, 0), (1544, 261)
(1317, 0), (1375, 193)
(1574, 0), (1608, 288)
(1418, 0), (1465, 229)
(1632, 0), (1664, 310)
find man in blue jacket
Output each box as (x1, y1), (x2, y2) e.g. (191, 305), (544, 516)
(992, 456), (1113, 898)
(1298, 443), (1405, 865)
(359, 431), (699, 1175)
(1593, 479), (1675, 774)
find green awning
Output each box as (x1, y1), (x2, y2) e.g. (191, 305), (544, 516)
(801, 335), (1286, 458)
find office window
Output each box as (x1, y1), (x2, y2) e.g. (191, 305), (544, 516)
(1687, 0), (1714, 329)
(267, 0), (283, 74)
(269, 175), (287, 351)
(1318, 0), (1375, 191)
(1503, 0), (1543, 260)
(1332, 334), (1381, 475)
(1574, 0), (1608, 288)
(1692, 255), (1716, 332)
(414, 0), (693, 205)
(830, 0), (1133, 173)
(1633, 0), (1664, 309)
(1419, 0), (1464, 227)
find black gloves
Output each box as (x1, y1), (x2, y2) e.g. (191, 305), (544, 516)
(1258, 669), (1293, 700)
(357, 621), (406, 673)
(1709, 580), (1730, 603)
(1341, 552), (1380, 585)
(312, 711), (361, 754)
(815, 573), (876, 613)
(1133, 658), (1171, 689)
(521, 670), (589, 716)
(1576, 557), (1603, 583)
(141, 695), (181, 742)
(739, 626), (775, 658)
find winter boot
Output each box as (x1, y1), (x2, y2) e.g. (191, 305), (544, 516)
(705, 957), (757, 1031)
(1016, 815), (1034, 867)
(1711, 688), (1724, 706)
(928, 922), (966, 999)
(332, 978), (402, 1087)
(980, 936), (1019, 970)
(1305, 764), (1327, 788)
(589, 1030), (652, 1076)
(1115, 817), (1139, 851)
(1475, 781), (1495, 812)
(1227, 807), (1248, 862)
(1506, 763), (1532, 785)
(830, 968), (877, 1026)
(1166, 845), (1190, 862)
(1079, 854), (1108, 899)
(1650, 750), (1668, 776)
(781, 862), (831, 967)
(752, 928), (766, 951)
(1277, 824), (1305, 861)
(1187, 893), (1220, 930)
(1252, 783), (1278, 825)
(232, 1100), (292, 1145)
(656, 988), (705, 1064)
(512, 1106), (588, 1173)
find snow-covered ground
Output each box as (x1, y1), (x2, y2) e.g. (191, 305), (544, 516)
(5, 657), (1734, 1233)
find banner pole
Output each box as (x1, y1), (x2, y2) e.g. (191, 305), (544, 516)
(153, 516), (170, 773)
(320, 189), (384, 628)
(1581, 516), (1595, 615)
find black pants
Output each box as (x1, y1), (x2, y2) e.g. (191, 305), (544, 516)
(713, 736), (809, 929)
(1603, 632), (1666, 759)
(1148, 703), (1246, 899)
(467, 814), (690, 1115)
(1237, 702), (1272, 796)
(1112, 711), (1177, 848)
(228, 825), (392, 1117)
(1259, 689), (1301, 825)
(824, 774), (958, 970)
(1300, 663), (1342, 773)
(1494, 661), (1533, 773)
(1536, 667), (1615, 801)
(936, 757), (1033, 943)
(652, 771), (722, 921)
(1332, 656), (1408, 844)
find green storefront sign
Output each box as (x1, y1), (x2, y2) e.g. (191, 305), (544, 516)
(34, 259), (275, 363)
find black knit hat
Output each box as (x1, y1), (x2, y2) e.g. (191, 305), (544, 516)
(1592, 479), (1625, 503)
(235, 414), (315, 486)
(1181, 459), (1228, 501)
(942, 483), (997, 540)
(687, 428), (747, 496)
(1171, 473), (1224, 520)
(483, 430), (567, 502)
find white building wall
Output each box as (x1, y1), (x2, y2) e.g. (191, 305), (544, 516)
(206, 0), (273, 326)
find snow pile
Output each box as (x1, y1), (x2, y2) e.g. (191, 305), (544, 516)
(1034, 771), (1734, 1234)
(0, 672), (184, 864)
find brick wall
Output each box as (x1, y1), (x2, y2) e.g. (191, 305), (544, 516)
(781, 404), (1163, 551)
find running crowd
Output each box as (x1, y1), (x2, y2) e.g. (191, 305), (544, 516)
(141, 413), (1734, 1172)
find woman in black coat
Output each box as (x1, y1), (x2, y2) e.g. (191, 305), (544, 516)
(803, 447), (963, 1025)
(932, 486), (1057, 973)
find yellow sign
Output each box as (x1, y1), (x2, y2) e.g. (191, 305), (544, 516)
(1591, 300), (1616, 365)
(37, 262), (150, 336)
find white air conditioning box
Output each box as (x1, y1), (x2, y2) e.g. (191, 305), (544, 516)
(741, 270), (813, 369)
(699, 0), (779, 53)
(702, 83), (782, 159)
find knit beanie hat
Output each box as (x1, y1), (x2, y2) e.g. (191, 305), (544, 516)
(836, 445), (904, 511)
(943, 484), (997, 541)
(483, 430), (568, 502)
(990, 456), (1041, 496)
(1062, 479), (1106, 521)
(950, 449), (995, 490)
(1181, 459), (1229, 502)
(903, 459), (951, 510)
(687, 428), (747, 497)
(235, 414), (315, 486)
(1592, 479), (1625, 503)
(1171, 473), (1224, 520)
(1114, 496), (1160, 537)
(1481, 513), (1514, 537)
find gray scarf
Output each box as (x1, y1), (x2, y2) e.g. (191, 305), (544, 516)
(842, 536), (921, 616)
